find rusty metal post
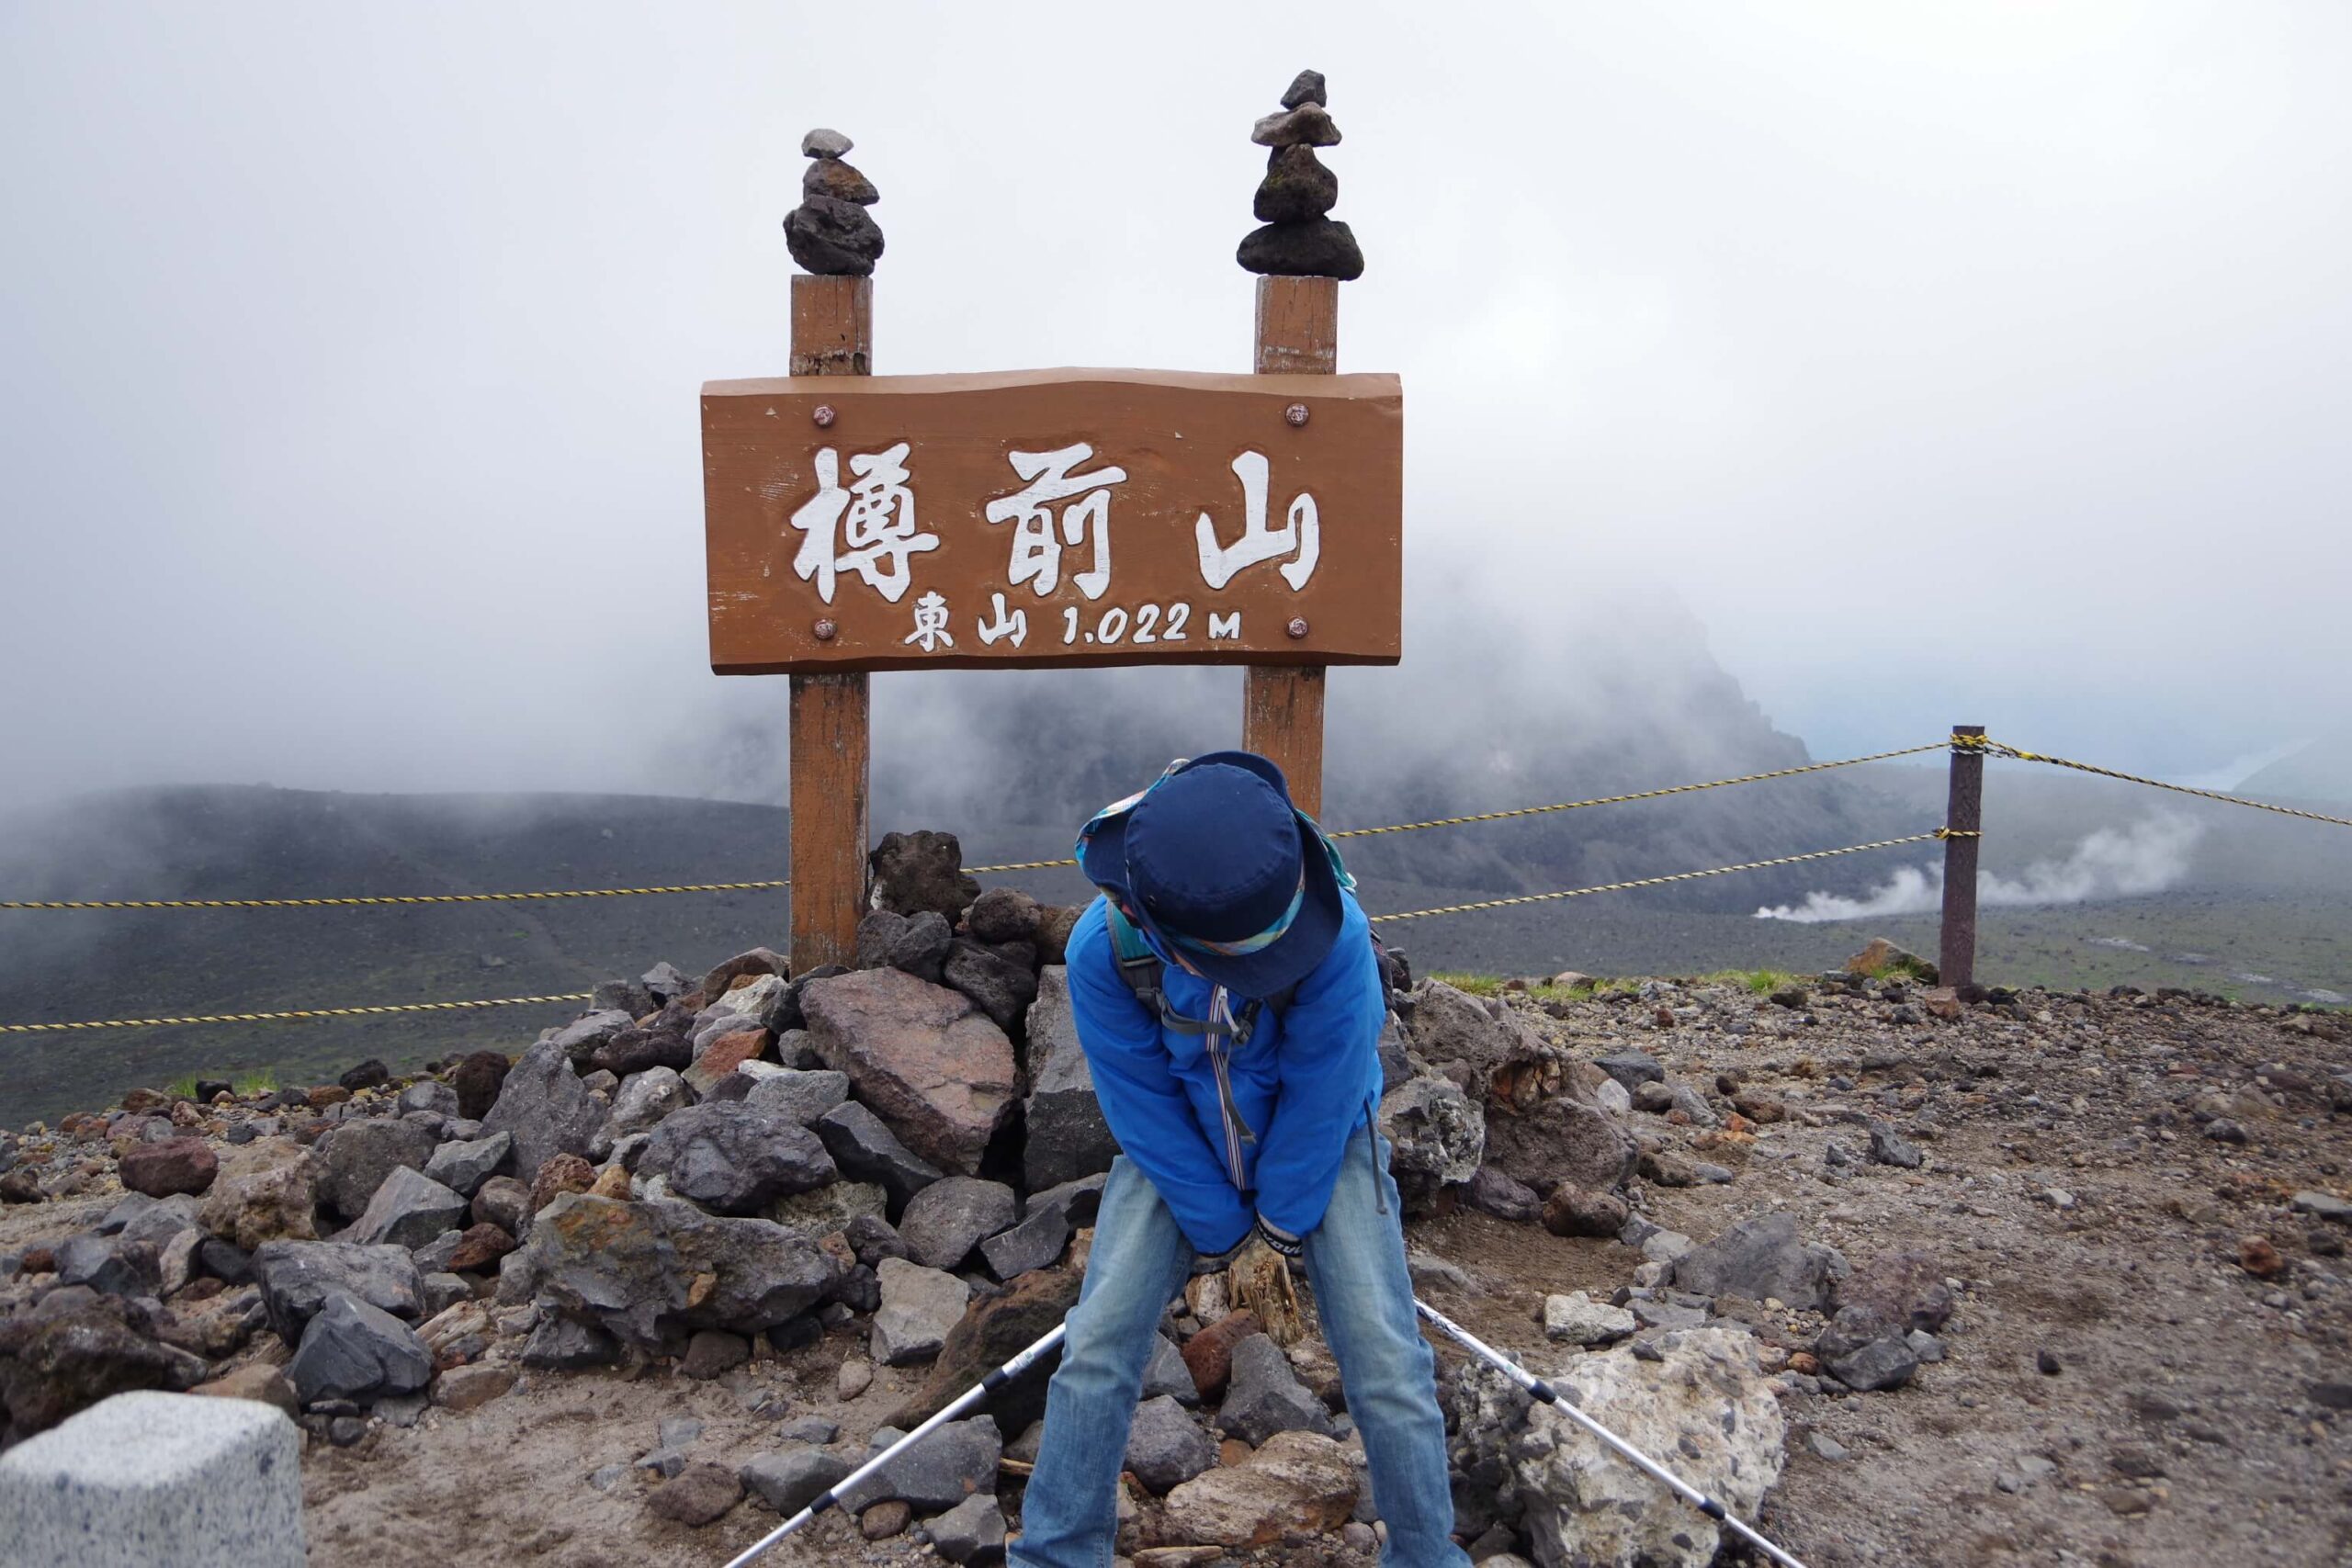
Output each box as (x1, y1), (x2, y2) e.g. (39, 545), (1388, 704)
(1939, 725), (1984, 992)
(1245, 275), (1334, 819)
(786, 275), (874, 970)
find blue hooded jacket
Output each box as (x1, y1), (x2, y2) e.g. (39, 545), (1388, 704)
(1064, 888), (1388, 1257)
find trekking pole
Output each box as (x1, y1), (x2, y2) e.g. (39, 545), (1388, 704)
(1413, 1299), (1810, 1568)
(719, 1322), (1068, 1568)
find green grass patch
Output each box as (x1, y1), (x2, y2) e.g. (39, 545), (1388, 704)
(1430, 970), (1588, 1004)
(1690, 967), (1806, 996)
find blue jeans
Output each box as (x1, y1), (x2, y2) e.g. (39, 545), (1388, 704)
(1010, 1130), (1470, 1568)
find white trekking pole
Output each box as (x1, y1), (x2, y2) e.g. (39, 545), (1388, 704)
(720, 1322), (1068, 1568)
(1414, 1298), (1810, 1568)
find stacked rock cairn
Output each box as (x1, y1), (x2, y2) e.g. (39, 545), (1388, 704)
(1237, 70), (1363, 281)
(786, 127), (884, 276)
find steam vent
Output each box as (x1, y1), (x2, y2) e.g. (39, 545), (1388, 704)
(786, 127), (885, 276)
(1237, 69), (1364, 280)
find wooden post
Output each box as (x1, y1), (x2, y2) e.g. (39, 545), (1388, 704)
(1939, 725), (1984, 993)
(787, 275), (874, 970)
(1246, 275), (1335, 819)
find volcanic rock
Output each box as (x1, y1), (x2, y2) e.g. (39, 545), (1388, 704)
(888, 1267), (1079, 1437)
(1219, 1333), (1334, 1446)
(872, 1257), (969, 1366)
(836, 1416), (1001, 1514)
(978, 1205), (1069, 1279)
(1668, 1212), (1844, 1313)
(481, 1039), (605, 1181)
(287, 1290), (432, 1405)
(899, 1177), (1019, 1270)
(196, 1141), (322, 1252)
(423, 1130), (513, 1197)
(316, 1118), (438, 1221)
(1237, 219), (1364, 280)
(344, 1166), (469, 1250)
(254, 1239), (424, 1337)
(742, 1445), (854, 1516)
(1379, 1075), (1485, 1213)
(1161, 1429), (1357, 1549)
(854, 908), (954, 982)
(1180, 1310), (1262, 1402)
(650, 1461), (743, 1526)
(638, 1102), (836, 1215)
(746, 1068), (852, 1129)
(1253, 144), (1339, 223)
(701, 946), (788, 1002)
(924, 1493), (1006, 1563)
(119, 1136), (218, 1198)
(0, 1309), (208, 1438)
(450, 1052), (513, 1120)
(800, 968), (1016, 1176)
(52, 1235), (160, 1298)
(813, 1102), (944, 1213)
(1023, 967), (1121, 1191)
(1484, 1097), (1637, 1196)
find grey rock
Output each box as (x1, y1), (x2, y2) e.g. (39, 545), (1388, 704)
(855, 908), (954, 982)
(1596, 1050), (1666, 1090)
(1217, 1334), (1333, 1446)
(701, 974), (791, 1038)
(786, 196), (884, 277)
(1379, 1075), (1485, 1213)
(837, 1416), (1001, 1513)
(118, 1194), (204, 1249)
(418, 1271), (470, 1314)
(398, 1080), (460, 1119)
(1281, 69), (1327, 108)
(745, 1068), (852, 1129)
(768, 1180), (888, 1243)
(549, 1010), (636, 1066)
(871, 1258), (970, 1366)
(52, 1235), (159, 1298)
(942, 940), (1038, 1034)
(1544, 1291), (1637, 1346)
(844, 1213), (910, 1268)
(899, 1178), (1019, 1270)
(95, 1193), (155, 1235)
(592, 978), (654, 1018)
(741, 1445), (854, 1515)
(514, 1193), (841, 1350)
(1143, 1333), (1200, 1405)
(520, 1314), (620, 1370)
(1025, 1172), (1107, 1234)
(344, 1167), (469, 1250)
(1823, 1329), (1919, 1393)
(1668, 1213), (1845, 1313)
(1484, 1096), (1638, 1195)
(1250, 102), (1341, 147)
(800, 127), (852, 158)
(1466, 1166), (1541, 1223)
(701, 947), (789, 1003)
(925, 1491), (1007, 1562)
(1238, 219), (1363, 280)
(638, 1102), (837, 1215)
(813, 1102), (945, 1212)
(481, 1038), (605, 1181)
(1254, 144), (1339, 224)
(606, 1067), (693, 1138)
(641, 962), (695, 1003)
(470, 1175), (531, 1235)
(978, 1205), (1069, 1280)
(315, 1118), (438, 1220)
(254, 1239), (424, 1337)
(286, 1290), (432, 1405)
(1868, 1122), (1924, 1168)
(1125, 1393), (1218, 1494)
(423, 1131), (512, 1198)
(1023, 969), (1120, 1192)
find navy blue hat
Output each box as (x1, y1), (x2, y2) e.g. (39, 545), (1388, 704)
(1076, 750), (1351, 997)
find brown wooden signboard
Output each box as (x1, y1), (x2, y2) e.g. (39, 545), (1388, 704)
(702, 367), (1403, 675)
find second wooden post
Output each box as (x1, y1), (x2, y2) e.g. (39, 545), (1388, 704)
(1246, 275), (1335, 820)
(1939, 725), (1985, 992)
(787, 275), (874, 971)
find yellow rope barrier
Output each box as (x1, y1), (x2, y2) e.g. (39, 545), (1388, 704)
(6, 744), (1939, 911)
(1977, 739), (2352, 829)
(0, 991), (594, 1036)
(1373, 833), (1942, 922)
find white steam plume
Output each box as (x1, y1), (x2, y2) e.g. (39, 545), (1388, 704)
(1754, 816), (2205, 924)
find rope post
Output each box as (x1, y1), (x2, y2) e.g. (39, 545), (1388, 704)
(1939, 725), (1984, 992)
(1245, 275), (1334, 818)
(786, 274), (875, 970)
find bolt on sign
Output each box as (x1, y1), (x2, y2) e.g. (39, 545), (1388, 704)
(702, 367), (1403, 674)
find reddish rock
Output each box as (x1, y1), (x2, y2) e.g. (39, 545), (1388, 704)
(799, 968), (1017, 1176)
(2239, 1235), (2286, 1279)
(307, 1085), (352, 1109)
(701, 947), (789, 1003)
(861, 1500), (911, 1540)
(684, 1029), (771, 1096)
(21, 1247), (56, 1273)
(119, 1137), (220, 1199)
(446, 1223), (518, 1272)
(649, 1461), (743, 1527)
(191, 1363), (299, 1416)
(1179, 1310), (1262, 1402)
(530, 1154), (596, 1216)
(450, 1051), (514, 1121)
(432, 1362), (517, 1412)
(120, 1089), (170, 1114)
(1540, 1187), (1628, 1239)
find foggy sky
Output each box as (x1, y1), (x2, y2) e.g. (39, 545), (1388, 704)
(4, 1), (2347, 816)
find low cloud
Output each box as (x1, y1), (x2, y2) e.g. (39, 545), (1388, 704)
(1754, 815), (2204, 924)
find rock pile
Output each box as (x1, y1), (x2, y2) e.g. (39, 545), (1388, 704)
(1238, 69), (1364, 281)
(786, 127), (884, 276)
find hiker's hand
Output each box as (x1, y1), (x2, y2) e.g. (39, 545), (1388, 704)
(1227, 1235), (1305, 1346)
(1190, 1230), (1250, 1278)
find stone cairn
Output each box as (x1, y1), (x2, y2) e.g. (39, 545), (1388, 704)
(786, 127), (884, 276)
(1237, 69), (1363, 281)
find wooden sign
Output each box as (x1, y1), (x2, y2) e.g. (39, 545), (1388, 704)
(702, 367), (1403, 675)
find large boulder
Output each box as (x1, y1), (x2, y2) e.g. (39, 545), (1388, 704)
(1022, 968), (1120, 1192)
(799, 969), (1017, 1176)
(1161, 1429), (1358, 1549)
(811, 1103), (944, 1212)
(1482, 1098), (1637, 1197)
(1217, 1334), (1333, 1446)
(0, 1309), (208, 1440)
(854, 909), (954, 983)
(887, 1268), (1080, 1438)
(866, 829), (979, 921)
(342, 1167), (469, 1250)
(1668, 1212), (1845, 1313)
(481, 1039), (605, 1181)
(253, 1240), (424, 1337)
(897, 1178), (1017, 1270)
(423, 1131), (512, 1198)
(1404, 980), (1551, 1109)
(314, 1119), (437, 1221)
(636, 1103), (836, 1215)
(1450, 1327), (1785, 1568)
(870, 1258), (969, 1366)
(744, 1068), (851, 1130)
(1378, 1075), (1485, 1213)
(512, 1193), (840, 1351)
(198, 1139), (320, 1250)
(836, 1415), (1000, 1513)
(285, 1291), (432, 1405)
(1125, 1394), (1218, 1495)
